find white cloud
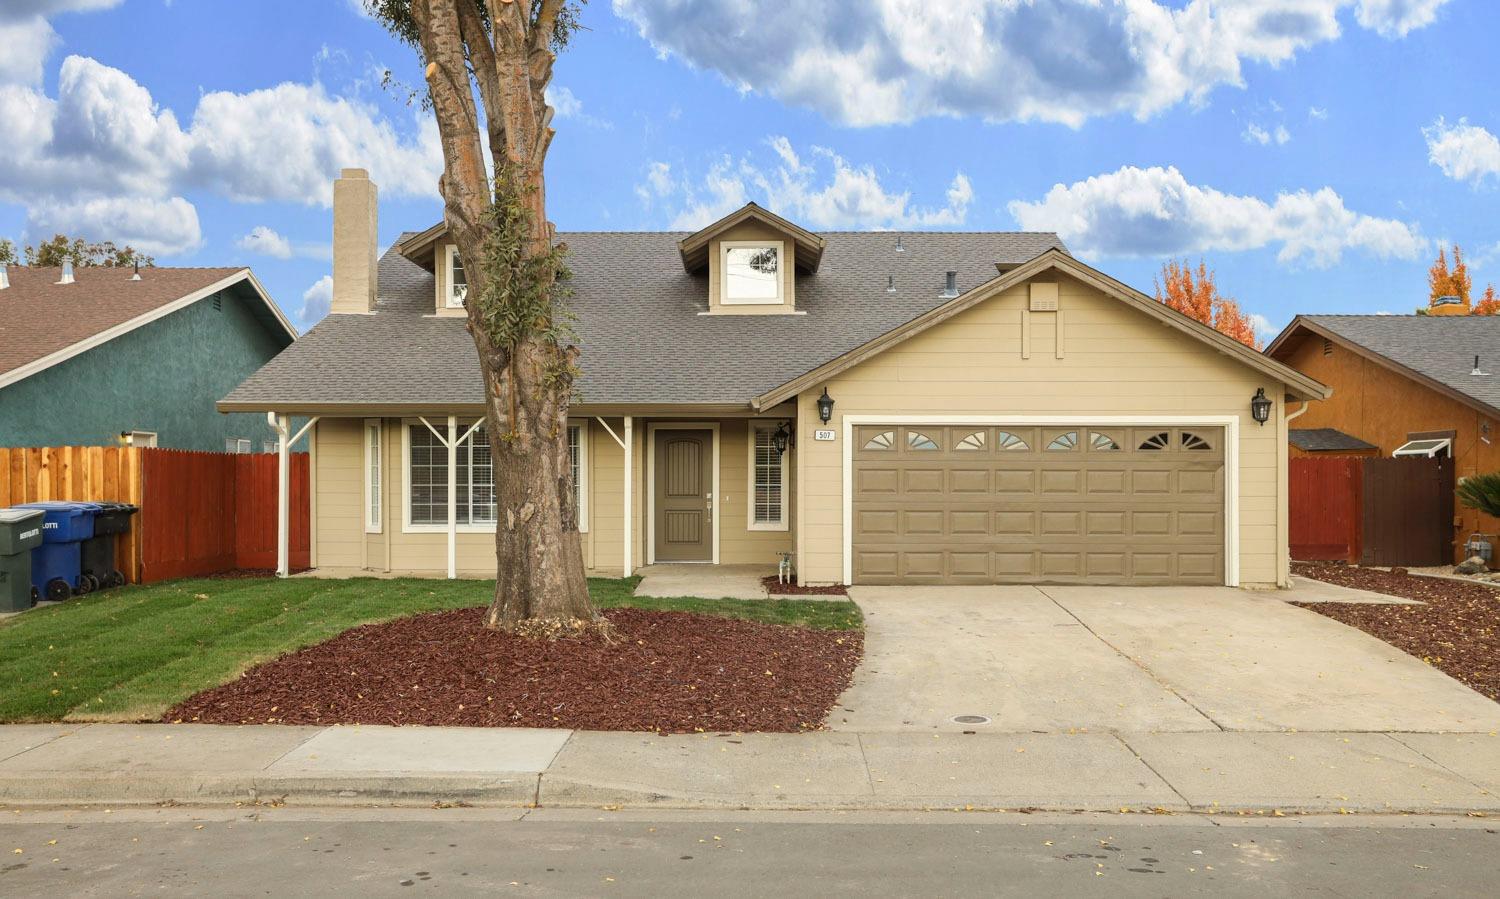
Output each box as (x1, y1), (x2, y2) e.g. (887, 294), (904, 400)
(27, 195), (201, 256)
(1275, 125), (1291, 144)
(1007, 164), (1426, 268)
(544, 84), (611, 129)
(0, 17), (58, 86)
(1309, 106), (1328, 120)
(640, 138), (973, 230)
(613, 0), (1449, 128)
(1243, 123), (1272, 145)
(299, 274), (333, 325)
(1424, 117), (1500, 186)
(1354, 0), (1450, 37)
(237, 225), (293, 259)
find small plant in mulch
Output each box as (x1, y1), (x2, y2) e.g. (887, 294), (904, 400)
(761, 575), (849, 597)
(1292, 561), (1500, 702)
(163, 607), (862, 733)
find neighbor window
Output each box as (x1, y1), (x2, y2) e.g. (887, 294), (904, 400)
(365, 419), (382, 533)
(406, 422), (495, 528)
(261, 440), (277, 454)
(126, 430), (158, 448)
(225, 437), (251, 454)
(568, 422), (589, 533)
(721, 241), (783, 305)
(749, 424), (788, 530)
(446, 245), (468, 308)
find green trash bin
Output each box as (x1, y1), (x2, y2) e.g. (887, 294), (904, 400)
(0, 508), (47, 612)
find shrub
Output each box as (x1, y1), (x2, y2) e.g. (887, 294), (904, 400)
(1456, 471), (1500, 518)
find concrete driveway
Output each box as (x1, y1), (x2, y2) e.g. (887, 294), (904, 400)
(831, 583), (1500, 734)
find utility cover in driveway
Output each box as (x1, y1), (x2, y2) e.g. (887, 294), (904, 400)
(851, 425), (1225, 585)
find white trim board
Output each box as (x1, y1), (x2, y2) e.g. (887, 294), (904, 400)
(645, 422), (721, 565)
(839, 414), (1241, 588)
(0, 268), (296, 391)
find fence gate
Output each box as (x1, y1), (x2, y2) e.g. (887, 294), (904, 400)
(1360, 457), (1454, 567)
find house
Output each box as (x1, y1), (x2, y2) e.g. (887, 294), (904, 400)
(1267, 314), (1500, 560)
(0, 263), (296, 452)
(221, 169), (1327, 587)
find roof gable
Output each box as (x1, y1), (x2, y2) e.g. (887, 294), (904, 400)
(1267, 315), (1500, 419)
(676, 202), (826, 274)
(0, 266), (295, 390)
(752, 249), (1329, 409)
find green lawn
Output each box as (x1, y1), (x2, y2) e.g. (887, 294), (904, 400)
(0, 576), (861, 724)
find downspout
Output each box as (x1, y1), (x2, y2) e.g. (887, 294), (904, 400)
(1281, 399), (1311, 588)
(623, 416), (634, 578)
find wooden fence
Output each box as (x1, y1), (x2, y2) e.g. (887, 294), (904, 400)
(0, 447), (308, 584)
(1290, 456), (1454, 567)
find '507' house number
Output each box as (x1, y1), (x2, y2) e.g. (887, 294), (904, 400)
(814, 429), (836, 441)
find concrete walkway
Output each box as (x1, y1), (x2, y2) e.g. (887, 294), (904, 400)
(633, 564), (773, 601)
(831, 583), (1500, 734)
(3, 723), (1499, 815)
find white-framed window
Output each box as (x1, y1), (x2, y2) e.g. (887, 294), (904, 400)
(445, 245), (468, 308)
(364, 419), (383, 534)
(261, 440), (277, 454)
(720, 240), (784, 305)
(225, 437), (252, 454)
(403, 420), (496, 531)
(568, 421), (589, 533)
(748, 422), (789, 531)
(125, 430), (158, 448)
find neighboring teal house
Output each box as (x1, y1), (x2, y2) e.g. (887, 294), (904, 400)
(0, 264), (299, 451)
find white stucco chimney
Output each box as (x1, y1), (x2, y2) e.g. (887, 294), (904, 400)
(331, 168), (378, 314)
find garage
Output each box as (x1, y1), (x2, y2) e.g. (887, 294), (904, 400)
(850, 424), (1226, 585)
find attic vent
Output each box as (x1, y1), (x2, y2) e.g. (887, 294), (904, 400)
(1322, 338), (1332, 356)
(886, 274), (896, 293)
(942, 271), (958, 298)
(57, 260), (75, 285)
(213, 295), (223, 312)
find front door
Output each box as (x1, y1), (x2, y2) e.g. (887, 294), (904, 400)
(654, 429), (713, 562)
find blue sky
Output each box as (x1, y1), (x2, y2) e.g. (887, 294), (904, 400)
(2, 1), (1498, 342)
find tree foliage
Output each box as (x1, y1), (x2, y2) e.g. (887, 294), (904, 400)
(1457, 472), (1500, 519)
(1153, 259), (1261, 349)
(13, 234), (155, 268)
(1425, 243), (1496, 315)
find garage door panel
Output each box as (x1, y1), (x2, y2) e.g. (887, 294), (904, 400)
(851, 423), (1225, 586)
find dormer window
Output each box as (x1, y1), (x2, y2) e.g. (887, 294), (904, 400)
(721, 241), (783, 305)
(446, 245), (467, 308)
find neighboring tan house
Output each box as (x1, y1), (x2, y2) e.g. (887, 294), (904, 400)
(221, 169), (1327, 587)
(0, 264), (297, 452)
(1267, 314), (1500, 560)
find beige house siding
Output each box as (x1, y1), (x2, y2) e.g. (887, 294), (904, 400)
(792, 273), (1289, 588)
(706, 221), (797, 315)
(313, 418), (364, 569)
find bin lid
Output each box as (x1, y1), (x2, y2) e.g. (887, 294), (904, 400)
(0, 508), (46, 525)
(14, 501), (105, 514)
(92, 501), (138, 513)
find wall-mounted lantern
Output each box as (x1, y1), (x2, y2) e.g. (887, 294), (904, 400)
(772, 421), (794, 455)
(817, 388), (835, 424)
(1250, 387), (1272, 426)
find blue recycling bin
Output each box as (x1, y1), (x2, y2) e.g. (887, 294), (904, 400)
(16, 501), (102, 602)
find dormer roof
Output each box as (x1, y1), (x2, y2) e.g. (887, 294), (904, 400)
(677, 202), (825, 275)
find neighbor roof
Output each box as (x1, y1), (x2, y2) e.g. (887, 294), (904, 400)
(1267, 315), (1500, 419)
(0, 266), (295, 390)
(221, 229), (1069, 411)
(1288, 428), (1377, 452)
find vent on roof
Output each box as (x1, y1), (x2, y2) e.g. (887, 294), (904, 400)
(895, 236), (904, 253)
(886, 274), (896, 293)
(57, 260), (75, 285)
(130, 259), (141, 282)
(1473, 355), (1488, 377)
(941, 271), (958, 298)
(0, 267), (8, 291)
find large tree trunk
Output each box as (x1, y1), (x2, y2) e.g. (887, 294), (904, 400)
(409, 0), (597, 630)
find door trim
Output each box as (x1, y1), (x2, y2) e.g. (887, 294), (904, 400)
(646, 422), (721, 565)
(840, 414), (1240, 587)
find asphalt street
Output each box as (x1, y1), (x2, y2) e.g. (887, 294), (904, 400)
(3, 807), (1498, 897)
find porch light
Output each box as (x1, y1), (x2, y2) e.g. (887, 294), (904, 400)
(772, 421), (793, 455)
(1250, 388), (1272, 426)
(817, 388), (835, 424)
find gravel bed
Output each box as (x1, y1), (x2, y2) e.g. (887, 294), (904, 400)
(1292, 562), (1500, 702)
(165, 607), (862, 733)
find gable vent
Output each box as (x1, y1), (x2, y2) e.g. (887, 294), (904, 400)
(1322, 337), (1332, 356)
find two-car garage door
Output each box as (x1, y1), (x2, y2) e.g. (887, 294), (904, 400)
(851, 424), (1226, 585)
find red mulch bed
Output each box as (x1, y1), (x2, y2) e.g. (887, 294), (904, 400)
(164, 608), (863, 733)
(761, 575), (848, 596)
(1293, 561), (1500, 702)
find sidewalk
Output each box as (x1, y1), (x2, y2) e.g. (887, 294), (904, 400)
(3, 723), (1498, 815)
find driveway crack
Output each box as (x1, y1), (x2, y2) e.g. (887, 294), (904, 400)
(1038, 587), (1226, 732)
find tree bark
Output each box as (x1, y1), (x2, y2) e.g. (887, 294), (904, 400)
(411, 0), (596, 630)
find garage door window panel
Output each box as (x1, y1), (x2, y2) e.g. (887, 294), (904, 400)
(1045, 430), (1079, 451)
(996, 430), (1031, 452)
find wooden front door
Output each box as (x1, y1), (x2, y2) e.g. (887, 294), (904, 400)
(654, 429), (713, 562)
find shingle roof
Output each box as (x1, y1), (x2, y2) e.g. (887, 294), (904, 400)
(1292, 315), (1500, 416)
(0, 266), (253, 381)
(1288, 428), (1377, 452)
(221, 230), (1068, 409)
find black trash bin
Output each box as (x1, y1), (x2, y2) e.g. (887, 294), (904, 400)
(81, 502), (138, 590)
(0, 508), (47, 612)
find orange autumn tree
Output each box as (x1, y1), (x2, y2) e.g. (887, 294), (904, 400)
(1154, 259), (1261, 349)
(1425, 244), (1498, 315)
(1477, 284), (1500, 316)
